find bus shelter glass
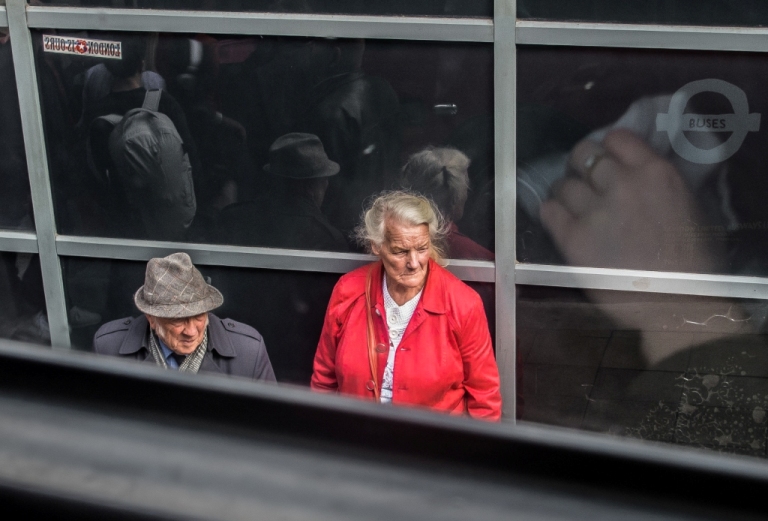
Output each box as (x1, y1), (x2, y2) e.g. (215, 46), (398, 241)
(35, 31), (494, 260)
(0, 29), (34, 231)
(518, 284), (768, 458)
(38, 1), (492, 17)
(0, 254), (48, 346)
(517, 46), (768, 277)
(518, 0), (768, 27)
(64, 257), (495, 390)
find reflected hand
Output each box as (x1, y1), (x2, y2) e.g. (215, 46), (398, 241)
(540, 129), (719, 274)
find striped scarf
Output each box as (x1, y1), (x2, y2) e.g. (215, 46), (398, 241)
(147, 327), (208, 374)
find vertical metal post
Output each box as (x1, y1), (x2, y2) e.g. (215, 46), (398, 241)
(7, 0), (70, 349)
(494, 0), (517, 420)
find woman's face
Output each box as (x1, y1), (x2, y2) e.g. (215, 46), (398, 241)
(372, 219), (431, 295)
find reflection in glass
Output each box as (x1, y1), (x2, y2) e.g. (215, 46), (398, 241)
(518, 46), (768, 276)
(36, 31), (493, 258)
(518, 285), (768, 457)
(0, 30), (34, 231)
(0, 254), (49, 345)
(39, 0), (491, 17)
(519, 0), (768, 26)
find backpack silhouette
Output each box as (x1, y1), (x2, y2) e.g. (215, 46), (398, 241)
(89, 89), (196, 241)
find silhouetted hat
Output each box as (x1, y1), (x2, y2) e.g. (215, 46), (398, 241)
(264, 133), (340, 179)
(134, 253), (223, 318)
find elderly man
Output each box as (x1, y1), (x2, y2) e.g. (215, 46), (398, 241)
(94, 252), (275, 381)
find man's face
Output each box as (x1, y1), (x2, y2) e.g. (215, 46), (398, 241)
(147, 313), (208, 355)
(372, 219), (431, 296)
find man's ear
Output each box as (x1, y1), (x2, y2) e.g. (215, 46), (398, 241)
(145, 314), (156, 330)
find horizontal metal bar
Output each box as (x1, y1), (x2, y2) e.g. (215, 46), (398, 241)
(26, 6), (493, 42)
(516, 263), (768, 300)
(0, 230), (38, 254)
(55, 235), (495, 282)
(0, 7), (7, 28)
(446, 259), (495, 283)
(516, 20), (768, 52)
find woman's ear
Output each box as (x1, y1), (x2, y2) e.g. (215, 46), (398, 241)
(370, 241), (381, 256)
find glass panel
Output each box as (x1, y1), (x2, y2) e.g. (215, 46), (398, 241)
(518, 46), (768, 276)
(0, 253), (49, 346)
(518, 284), (768, 457)
(38, 1), (491, 17)
(518, 1), (768, 27)
(65, 258), (495, 389)
(35, 31), (493, 259)
(0, 30), (34, 231)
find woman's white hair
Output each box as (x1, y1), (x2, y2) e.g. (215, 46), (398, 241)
(353, 190), (449, 263)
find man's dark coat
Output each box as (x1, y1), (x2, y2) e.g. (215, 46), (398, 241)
(93, 313), (276, 381)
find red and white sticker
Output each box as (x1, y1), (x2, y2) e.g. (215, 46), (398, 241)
(42, 35), (122, 59)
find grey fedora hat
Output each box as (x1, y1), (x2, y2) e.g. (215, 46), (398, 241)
(263, 132), (340, 179)
(134, 252), (223, 318)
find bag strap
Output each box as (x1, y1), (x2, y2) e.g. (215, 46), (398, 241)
(142, 89), (162, 112)
(365, 265), (380, 402)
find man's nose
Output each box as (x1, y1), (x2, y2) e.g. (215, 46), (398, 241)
(181, 319), (199, 336)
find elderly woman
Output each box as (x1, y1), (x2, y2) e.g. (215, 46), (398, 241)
(311, 191), (502, 420)
(401, 147), (493, 260)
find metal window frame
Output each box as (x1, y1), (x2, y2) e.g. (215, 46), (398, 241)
(0, 230), (38, 254)
(516, 20), (768, 52)
(26, 6), (493, 42)
(55, 236), (496, 282)
(516, 264), (768, 300)
(6, 0), (768, 421)
(7, 0), (69, 349)
(495, 0), (517, 419)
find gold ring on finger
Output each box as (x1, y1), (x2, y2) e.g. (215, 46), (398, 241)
(583, 151), (606, 179)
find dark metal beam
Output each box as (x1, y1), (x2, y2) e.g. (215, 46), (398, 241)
(0, 339), (764, 520)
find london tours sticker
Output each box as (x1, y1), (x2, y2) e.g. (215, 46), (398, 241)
(656, 79), (760, 164)
(42, 35), (122, 59)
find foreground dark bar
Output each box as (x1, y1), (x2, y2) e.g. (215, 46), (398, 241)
(0, 339), (766, 520)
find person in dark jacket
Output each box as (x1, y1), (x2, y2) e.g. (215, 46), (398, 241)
(220, 132), (348, 251)
(93, 252), (275, 381)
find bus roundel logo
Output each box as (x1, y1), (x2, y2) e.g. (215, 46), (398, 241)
(656, 79), (761, 164)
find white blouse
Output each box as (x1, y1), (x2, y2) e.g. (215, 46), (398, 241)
(380, 274), (422, 403)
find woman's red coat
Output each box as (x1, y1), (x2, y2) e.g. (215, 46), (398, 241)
(311, 259), (502, 420)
